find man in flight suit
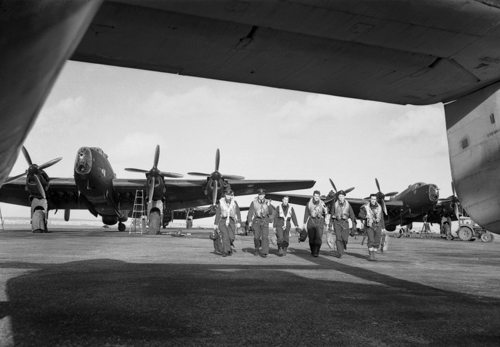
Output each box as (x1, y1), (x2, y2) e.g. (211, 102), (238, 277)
(303, 190), (329, 257)
(248, 188), (274, 258)
(330, 190), (356, 259)
(273, 196), (299, 256)
(359, 194), (384, 261)
(214, 190), (242, 257)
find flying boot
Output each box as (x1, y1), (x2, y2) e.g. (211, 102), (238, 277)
(283, 241), (289, 256)
(277, 242), (284, 256)
(309, 243), (315, 256)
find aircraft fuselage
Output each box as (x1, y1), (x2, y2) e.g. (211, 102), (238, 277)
(74, 147), (121, 220)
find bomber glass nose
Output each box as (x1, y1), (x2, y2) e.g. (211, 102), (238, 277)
(429, 184), (439, 201)
(74, 147), (92, 175)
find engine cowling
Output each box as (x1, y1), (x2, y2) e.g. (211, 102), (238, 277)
(102, 215), (118, 225)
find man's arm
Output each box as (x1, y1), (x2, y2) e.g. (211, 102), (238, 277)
(247, 202), (255, 225)
(303, 205), (311, 227)
(214, 205), (221, 229)
(273, 205), (279, 228)
(291, 207), (299, 227)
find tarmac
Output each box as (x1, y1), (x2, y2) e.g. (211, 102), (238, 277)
(0, 226), (499, 346)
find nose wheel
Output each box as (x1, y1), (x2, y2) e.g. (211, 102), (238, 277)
(118, 222), (126, 232)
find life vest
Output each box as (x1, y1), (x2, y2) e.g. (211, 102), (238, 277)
(252, 198), (270, 218)
(363, 202), (382, 227)
(307, 198), (327, 218)
(334, 200), (351, 220)
(219, 197), (237, 220)
(278, 204), (293, 220)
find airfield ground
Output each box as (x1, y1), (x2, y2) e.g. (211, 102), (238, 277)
(0, 225), (499, 346)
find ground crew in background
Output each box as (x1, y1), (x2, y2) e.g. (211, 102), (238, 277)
(214, 190), (241, 257)
(359, 194), (384, 261)
(330, 190), (356, 259)
(248, 188), (274, 258)
(273, 196), (299, 256)
(303, 190), (330, 257)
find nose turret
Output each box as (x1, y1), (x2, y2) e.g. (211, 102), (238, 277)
(74, 147), (92, 175)
(429, 184), (439, 202)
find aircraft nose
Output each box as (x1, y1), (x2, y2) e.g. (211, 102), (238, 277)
(429, 184), (439, 201)
(74, 147), (92, 175)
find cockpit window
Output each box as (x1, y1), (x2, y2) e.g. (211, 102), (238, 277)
(90, 147), (108, 159)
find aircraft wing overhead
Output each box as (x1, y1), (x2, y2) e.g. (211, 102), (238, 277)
(73, 0), (500, 105)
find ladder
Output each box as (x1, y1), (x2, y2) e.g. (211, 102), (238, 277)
(129, 190), (146, 234)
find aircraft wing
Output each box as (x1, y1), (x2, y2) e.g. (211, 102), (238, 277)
(173, 206), (250, 221)
(72, 0), (500, 106)
(0, 177), (83, 209)
(1, 177), (314, 213)
(266, 192), (404, 218)
(162, 179), (315, 210)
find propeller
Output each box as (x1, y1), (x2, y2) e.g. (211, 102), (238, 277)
(366, 178), (399, 215)
(125, 145), (183, 204)
(438, 182), (460, 219)
(5, 146), (62, 199)
(188, 149), (245, 207)
(327, 178), (355, 200)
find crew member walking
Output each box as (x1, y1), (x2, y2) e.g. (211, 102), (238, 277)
(248, 188), (274, 258)
(330, 190), (356, 259)
(303, 190), (329, 257)
(273, 196), (299, 256)
(359, 194), (384, 261)
(214, 190), (241, 257)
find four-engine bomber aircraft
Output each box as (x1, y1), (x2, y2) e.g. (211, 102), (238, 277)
(0, 146), (315, 232)
(267, 179), (440, 231)
(5, 1), (500, 234)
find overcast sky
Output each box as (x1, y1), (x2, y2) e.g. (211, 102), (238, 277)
(1, 60), (451, 224)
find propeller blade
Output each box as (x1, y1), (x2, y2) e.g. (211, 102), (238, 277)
(22, 146), (33, 166)
(381, 199), (388, 215)
(153, 145), (160, 169)
(34, 174), (46, 199)
(215, 148), (220, 172)
(212, 180), (218, 206)
(187, 172), (211, 177)
(39, 157), (62, 170)
(451, 181), (456, 196)
(454, 202), (460, 220)
(329, 179), (337, 193)
(385, 191), (399, 197)
(125, 168), (149, 173)
(344, 187), (355, 194)
(221, 174), (245, 180)
(159, 171), (183, 178)
(375, 178), (381, 193)
(5, 172), (27, 183)
(148, 177), (155, 205)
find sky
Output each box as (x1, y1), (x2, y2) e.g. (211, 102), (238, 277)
(0, 60), (452, 225)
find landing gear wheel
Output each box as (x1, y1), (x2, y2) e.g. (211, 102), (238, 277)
(118, 222), (126, 232)
(458, 226), (473, 241)
(32, 210), (47, 233)
(481, 232), (494, 243)
(149, 210), (161, 235)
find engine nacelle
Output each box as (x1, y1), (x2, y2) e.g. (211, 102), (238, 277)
(102, 215), (118, 225)
(118, 211), (129, 223)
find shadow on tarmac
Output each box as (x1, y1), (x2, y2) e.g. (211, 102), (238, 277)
(1, 254), (500, 347)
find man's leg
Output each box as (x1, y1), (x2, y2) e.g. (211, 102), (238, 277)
(219, 223), (232, 256)
(334, 221), (345, 257)
(276, 222), (285, 255)
(307, 220), (316, 256)
(253, 221), (262, 255)
(261, 223), (270, 256)
(282, 221), (291, 255)
(315, 225), (324, 256)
